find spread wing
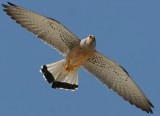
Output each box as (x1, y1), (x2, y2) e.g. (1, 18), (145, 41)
(83, 52), (154, 113)
(2, 2), (80, 55)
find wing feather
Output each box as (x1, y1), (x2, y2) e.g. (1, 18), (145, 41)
(2, 2), (80, 55)
(83, 52), (153, 113)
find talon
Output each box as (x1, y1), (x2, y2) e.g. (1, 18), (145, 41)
(65, 65), (73, 72)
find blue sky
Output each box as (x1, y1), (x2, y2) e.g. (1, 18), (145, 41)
(1, 0), (160, 116)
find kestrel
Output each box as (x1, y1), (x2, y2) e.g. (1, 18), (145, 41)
(2, 2), (154, 113)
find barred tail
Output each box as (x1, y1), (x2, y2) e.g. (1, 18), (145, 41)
(40, 59), (79, 90)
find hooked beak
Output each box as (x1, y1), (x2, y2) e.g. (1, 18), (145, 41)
(86, 35), (95, 44)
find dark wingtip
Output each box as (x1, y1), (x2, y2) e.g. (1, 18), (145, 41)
(40, 65), (54, 83)
(145, 100), (154, 114)
(52, 81), (78, 90)
(1, 4), (6, 7)
(2, 2), (16, 9)
(148, 100), (154, 114)
(3, 9), (7, 12)
(148, 100), (154, 108)
(7, 2), (16, 6)
(150, 110), (153, 114)
(147, 109), (153, 114)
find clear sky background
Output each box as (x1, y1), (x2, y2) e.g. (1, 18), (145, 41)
(1, 0), (160, 116)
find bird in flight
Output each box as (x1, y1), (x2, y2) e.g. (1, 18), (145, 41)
(2, 2), (154, 113)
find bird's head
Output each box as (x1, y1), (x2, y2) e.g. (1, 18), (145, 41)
(80, 35), (96, 49)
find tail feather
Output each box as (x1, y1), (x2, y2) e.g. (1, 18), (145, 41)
(41, 65), (54, 83)
(40, 59), (79, 90)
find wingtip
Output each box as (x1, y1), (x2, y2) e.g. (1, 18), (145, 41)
(7, 2), (16, 6)
(2, 3), (9, 8)
(148, 100), (154, 108)
(148, 109), (153, 114)
(147, 100), (154, 114)
(1, 4), (5, 7)
(150, 110), (153, 114)
(141, 107), (153, 114)
(146, 103), (154, 114)
(2, 2), (16, 8)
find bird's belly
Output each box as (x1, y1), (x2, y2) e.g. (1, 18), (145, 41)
(65, 48), (94, 71)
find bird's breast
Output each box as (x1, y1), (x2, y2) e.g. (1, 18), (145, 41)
(65, 46), (95, 71)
